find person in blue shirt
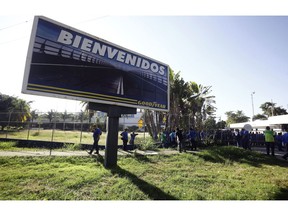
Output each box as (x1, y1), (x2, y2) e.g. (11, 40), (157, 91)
(189, 127), (197, 151)
(275, 132), (283, 151)
(169, 130), (177, 148)
(281, 130), (288, 160)
(240, 128), (250, 150)
(129, 131), (138, 146)
(121, 128), (129, 151)
(176, 128), (185, 153)
(88, 125), (102, 155)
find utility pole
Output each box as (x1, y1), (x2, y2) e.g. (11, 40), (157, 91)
(251, 92), (255, 121)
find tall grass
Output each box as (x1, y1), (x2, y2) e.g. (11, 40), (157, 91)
(0, 146), (287, 200)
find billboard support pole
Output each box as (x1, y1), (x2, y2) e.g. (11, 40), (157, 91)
(88, 103), (136, 168)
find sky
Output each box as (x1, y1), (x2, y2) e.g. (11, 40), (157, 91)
(1, 1), (288, 122)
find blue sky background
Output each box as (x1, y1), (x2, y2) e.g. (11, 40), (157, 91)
(1, 2), (288, 122)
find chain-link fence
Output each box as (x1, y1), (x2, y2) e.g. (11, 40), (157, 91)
(0, 111), (255, 150)
(0, 111), (148, 146)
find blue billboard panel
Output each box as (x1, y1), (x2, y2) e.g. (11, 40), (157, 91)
(22, 16), (169, 111)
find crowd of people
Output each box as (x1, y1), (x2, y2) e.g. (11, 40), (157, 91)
(88, 124), (288, 160)
(159, 126), (288, 158)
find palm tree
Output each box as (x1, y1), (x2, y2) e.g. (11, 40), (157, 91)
(45, 110), (58, 123)
(60, 110), (73, 130)
(185, 83), (216, 130)
(30, 110), (39, 122)
(260, 102), (276, 117)
(260, 102), (288, 117)
(12, 98), (32, 123)
(167, 70), (188, 129)
(225, 110), (250, 125)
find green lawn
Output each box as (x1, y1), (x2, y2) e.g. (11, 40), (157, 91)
(0, 129), (148, 145)
(0, 145), (287, 200)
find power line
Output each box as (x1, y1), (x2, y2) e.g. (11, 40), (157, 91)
(0, 20), (30, 31)
(0, 36), (29, 45)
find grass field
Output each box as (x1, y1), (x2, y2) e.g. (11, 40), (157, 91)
(0, 144), (288, 200)
(0, 129), (148, 145)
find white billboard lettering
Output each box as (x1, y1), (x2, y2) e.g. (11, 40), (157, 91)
(57, 29), (166, 76)
(81, 38), (93, 52)
(151, 63), (159, 73)
(72, 35), (82, 48)
(92, 42), (106, 56)
(58, 30), (73, 44)
(159, 66), (166, 75)
(116, 50), (126, 62)
(141, 59), (150, 70)
(107, 46), (118, 59)
(124, 54), (137, 66)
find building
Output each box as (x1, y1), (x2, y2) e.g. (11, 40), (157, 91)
(229, 114), (288, 132)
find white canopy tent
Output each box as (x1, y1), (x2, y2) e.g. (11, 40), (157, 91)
(229, 114), (288, 132)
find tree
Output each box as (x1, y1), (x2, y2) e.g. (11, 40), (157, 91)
(216, 120), (227, 129)
(30, 110), (39, 122)
(260, 102), (288, 117)
(225, 110), (250, 125)
(143, 69), (216, 139)
(186, 83), (216, 130)
(167, 69), (187, 129)
(45, 110), (59, 123)
(0, 93), (32, 130)
(166, 70), (216, 131)
(203, 117), (217, 131)
(253, 114), (268, 121)
(60, 110), (73, 130)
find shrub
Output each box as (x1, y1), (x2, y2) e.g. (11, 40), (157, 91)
(31, 131), (40, 136)
(0, 141), (17, 150)
(137, 138), (158, 151)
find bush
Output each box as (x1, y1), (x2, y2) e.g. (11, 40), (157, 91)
(31, 131), (40, 136)
(137, 138), (158, 151)
(0, 141), (17, 150)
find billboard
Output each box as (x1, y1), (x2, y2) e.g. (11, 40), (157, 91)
(22, 16), (169, 111)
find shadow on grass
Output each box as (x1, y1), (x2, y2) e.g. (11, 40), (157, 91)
(274, 188), (288, 200)
(194, 146), (288, 168)
(132, 152), (158, 163)
(92, 154), (177, 200)
(110, 165), (177, 200)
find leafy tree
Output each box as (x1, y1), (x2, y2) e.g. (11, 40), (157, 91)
(260, 102), (288, 117)
(144, 69), (216, 139)
(60, 110), (73, 130)
(216, 120), (227, 129)
(187, 84), (216, 130)
(253, 114), (268, 121)
(203, 117), (217, 130)
(30, 110), (39, 122)
(166, 70), (216, 131)
(0, 93), (32, 129)
(225, 110), (250, 125)
(45, 110), (59, 123)
(77, 110), (89, 122)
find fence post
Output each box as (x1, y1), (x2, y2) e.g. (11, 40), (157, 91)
(27, 121), (31, 140)
(80, 115), (83, 144)
(5, 110), (12, 139)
